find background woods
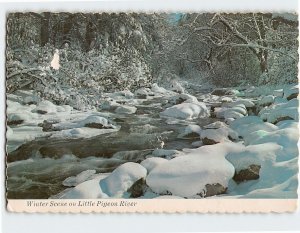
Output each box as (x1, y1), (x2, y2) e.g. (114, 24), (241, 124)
(6, 12), (298, 109)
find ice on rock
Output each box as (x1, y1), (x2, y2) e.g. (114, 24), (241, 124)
(141, 157), (168, 173)
(146, 143), (244, 198)
(178, 124), (201, 138)
(115, 105), (137, 114)
(62, 170), (96, 187)
(161, 102), (210, 120)
(100, 162), (147, 197)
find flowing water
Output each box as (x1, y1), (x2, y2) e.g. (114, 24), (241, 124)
(7, 91), (217, 199)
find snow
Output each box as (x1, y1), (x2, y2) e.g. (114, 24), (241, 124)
(200, 125), (238, 144)
(115, 105), (137, 114)
(80, 115), (110, 128)
(60, 175), (109, 199)
(150, 149), (180, 159)
(99, 162), (147, 197)
(259, 95), (275, 106)
(273, 89), (283, 97)
(178, 124), (201, 138)
(160, 102), (210, 120)
(171, 81), (185, 93)
(226, 143), (281, 173)
(283, 84), (298, 99)
(32, 100), (59, 114)
(50, 49), (60, 70)
(141, 157), (168, 173)
(259, 98), (299, 123)
(151, 83), (168, 94)
(203, 121), (227, 129)
(146, 143), (243, 198)
(62, 170), (96, 187)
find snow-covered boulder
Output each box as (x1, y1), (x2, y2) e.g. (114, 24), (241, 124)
(259, 98), (298, 124)
(226, 143), (281, 183)
(7, 113), (28, 125)
(258, 95), (275, 106)
(150, 149), (180, 159)
(141, 157), (168, 173)
(115, 105), (137, 114)
(273, 89), (284, 98)
(151, 83), (167, 94)
(178, 124), (201, 138)
(146, 143), (244, 198)
(80, 115), (113, 129)
(203, 121), (227, 129)
(32, 100), (58, 114)
(62, 170), (96, 187)
(100, 98), (120, 110)
(134, 88), (152, 99)
(160, 102), (210, 120)
(100, 162), (147, 197)
(211, 88), (239, 96)
(200, 126), (238, 145)
(60, 175), (109, 199)
(171, 81), (185, 94)
(284, 85), (298, 100)
(169, 93), (198, 105)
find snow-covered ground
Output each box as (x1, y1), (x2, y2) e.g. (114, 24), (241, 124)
(6, 83), (299, 199)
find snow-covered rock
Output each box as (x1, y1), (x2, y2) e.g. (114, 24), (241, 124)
(169, 93), (198, 105)
(100, 162), (147, 197)
(161, 102), (210, 120)
(146, 143), (244, 198)
(200, 126), (238, 145)
(150, 149), (180, 159)
(259, 98), (298, 124)
(151, 83), (167, 94)
(80, 115), (113, 129)
(284, 85), (298, 100)
(60, 174), (109, 199)
(259, 95), (275, 106)
(115, 105), (137, 114)
(171, 81), (185, 94)
(273, 89), (284, 98)
(178, 124), (201, 138)
(7, 113), (28, 125)
(141, 157), (168, 173)
(32, 100), (58, 114)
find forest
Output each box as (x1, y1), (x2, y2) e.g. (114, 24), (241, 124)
(6, 13), (299, 199)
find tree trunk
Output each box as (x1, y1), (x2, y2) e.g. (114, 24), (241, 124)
(40, 12), (50, 46)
